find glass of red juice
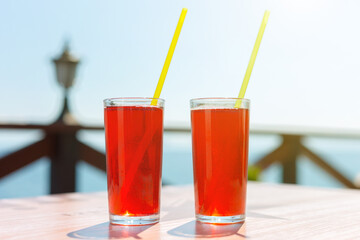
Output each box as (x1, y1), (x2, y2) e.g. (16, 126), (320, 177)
(190, 98), (250, 224)
(104, 97), (164, 225)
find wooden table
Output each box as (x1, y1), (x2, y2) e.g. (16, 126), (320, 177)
(1, 182), (360, 240)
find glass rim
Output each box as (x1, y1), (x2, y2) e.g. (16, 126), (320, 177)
(103, 97), (165, 108)
(104, 97), (165, 102)
(190, 97), (250, 102)
(190, 97), (250, 110)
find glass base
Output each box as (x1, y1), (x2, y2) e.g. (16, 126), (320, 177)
(196, 214), (245, 224)
(110, 213), (159, 225)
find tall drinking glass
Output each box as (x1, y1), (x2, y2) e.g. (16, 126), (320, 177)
(104, 97), (164, 225)
(190, 98), (250, 224)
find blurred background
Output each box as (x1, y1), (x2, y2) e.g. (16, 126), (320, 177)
(1, 0), (360, 198)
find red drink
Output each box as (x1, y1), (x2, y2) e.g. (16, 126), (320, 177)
(191, 98), (250, 224)
(104, 98), (164, 225)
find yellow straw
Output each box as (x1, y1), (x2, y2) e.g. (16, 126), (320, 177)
(235, 10), (270, 108)
(151, 8), (188, 105)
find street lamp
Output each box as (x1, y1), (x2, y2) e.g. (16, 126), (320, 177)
(53, 42), (80, 124)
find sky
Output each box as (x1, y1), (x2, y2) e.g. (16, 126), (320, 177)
(1, 0), (360, 130)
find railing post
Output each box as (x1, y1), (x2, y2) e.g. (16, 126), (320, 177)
(281, 135), (302, 184)
(49, 131), (78, 194)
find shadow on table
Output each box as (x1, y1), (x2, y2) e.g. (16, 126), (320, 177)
(67, 222), (155, 239)
(167, 220), (246, 238)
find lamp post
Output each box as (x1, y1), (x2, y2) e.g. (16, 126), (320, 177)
(53, 43), (80, 124)
(50, 42), (81, 193)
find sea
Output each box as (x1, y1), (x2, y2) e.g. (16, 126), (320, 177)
(1, 130), (360, 198)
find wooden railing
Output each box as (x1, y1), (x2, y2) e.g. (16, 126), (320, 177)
(1, 123), (359, 194)
(0, 123), (106, 193)
(251, 125), (360, 188)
